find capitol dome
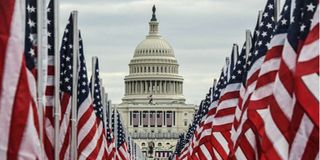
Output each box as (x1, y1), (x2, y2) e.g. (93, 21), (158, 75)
(133, 37), (175, 58)
(122, 5), (185, 104)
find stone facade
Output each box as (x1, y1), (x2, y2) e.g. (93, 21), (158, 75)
(115, 6), (196, 159)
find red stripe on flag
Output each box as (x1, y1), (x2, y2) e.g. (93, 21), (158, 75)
(7, 63), (34, 159)
(59, 122), (70, 160)
(78, 118), (99, 155)
(0, 0), (15, 93)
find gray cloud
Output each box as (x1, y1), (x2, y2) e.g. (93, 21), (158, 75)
(59, 0), (273, 104)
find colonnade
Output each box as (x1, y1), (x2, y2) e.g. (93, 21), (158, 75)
(125, 80), (183, 95)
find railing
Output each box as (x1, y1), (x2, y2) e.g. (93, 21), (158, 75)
(130, 132), (180, 139)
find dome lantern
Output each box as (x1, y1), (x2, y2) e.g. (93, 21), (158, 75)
(148, 5), (159, 36)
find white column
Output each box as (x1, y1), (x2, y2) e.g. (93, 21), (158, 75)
(159, 81), (162, 94)
(156, 81), (159, 93)
(173, 81), (176, 94)
(135, 81), (138, 94)
(169, 81), (172, 93)
(164, 81), (167, 93)
(145, 81), (148, 93)
(125, 82), (127, 95)
(140, 81), (143, 94)
(149, 81), (152, 93)
(165, 81), (168, 93)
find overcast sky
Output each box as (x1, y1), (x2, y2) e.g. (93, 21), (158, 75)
(60, 0), (276, 105)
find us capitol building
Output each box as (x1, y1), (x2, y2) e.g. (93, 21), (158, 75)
(115, 5), (196, 159)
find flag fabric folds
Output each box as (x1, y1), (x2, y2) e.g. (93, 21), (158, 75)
(43, 0), (55, 159)
(59, 15), (109, 159)
(173, 0), (319, 159)
(0, 0), (41, 159)
(113, 111), (130, 160)
(89, 58), (116, 159)
(0, 1), (135, 159)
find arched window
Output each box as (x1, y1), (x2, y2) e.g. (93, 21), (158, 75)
(158, 143), (162, 146)
(142, 143), (145, 146)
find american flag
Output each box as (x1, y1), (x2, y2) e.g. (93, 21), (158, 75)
(179, 87), (212, 159)
(59, 15), (73, 159)
(142, 111), (148, 127)
(292, 0), (319, 158)
(59, 15), (105, 159)
(173, 133), (185, 157)
(242, 0), (293, 159)
(193, 68), (229, 159)
(232, 0), (276, 158)
(156, 111), (162, 127)
(113, 111), (130, 160)
(0, 0), (41, 159)
(43, 0), (55, 159)
(206, 42), (247, 160)
(150, 111), (156, 127)
(76, 33), (107, 159)
(90, 58), (116, 159)
(106, 113), (116, 159)
(132, 111), (139, 127)
(178, 110), (200, 159)
(212, 44), (242, 132)
(166, 111), (173, 127)
(270, 0), (318, 158)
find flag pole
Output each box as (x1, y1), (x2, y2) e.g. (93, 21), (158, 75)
(107, 99), (111, 128)
(113, 101), (117, 159)
(233, 44), (239, 59)
(101, 80), (107, 129)
(37, 0), (45, 158)
(213, 79), (217, 88)
(274, 0), (280, 22)
(70, 11), (79, 160)
(91, 57), (97, 98)
(53, 0), (61, 159)
(245, 29), (252, 62)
